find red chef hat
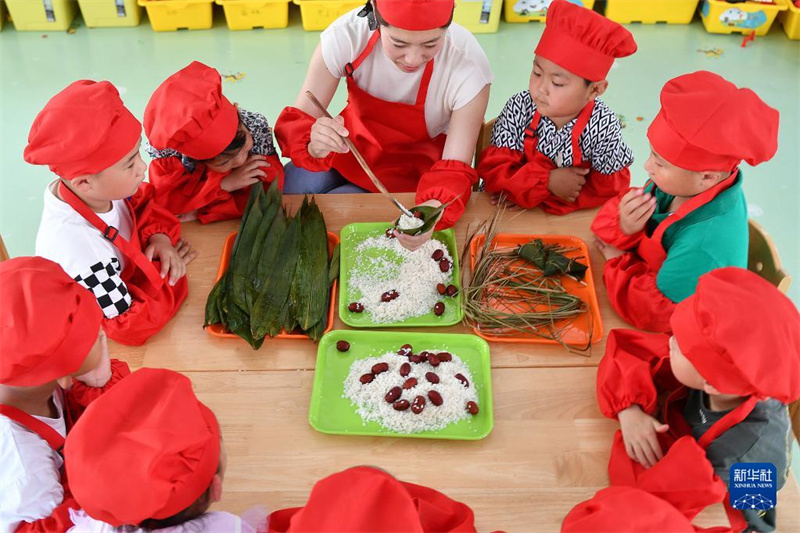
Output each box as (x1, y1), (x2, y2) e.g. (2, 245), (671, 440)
(65, 368), (221, 527)
(671, 268), (800, 404)
(0, 257), (102, 387)
(648, 71), (779, 172)
(267, 466), (477, 532)
(376, 0), (455, 31)
(144, 61), (239, 160)
(534, 0), (637, 82)
(561, 487), (696, 533)
(24, 80), (141, 180)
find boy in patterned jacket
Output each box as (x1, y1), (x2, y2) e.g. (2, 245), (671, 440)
(478, 0), (636, 214)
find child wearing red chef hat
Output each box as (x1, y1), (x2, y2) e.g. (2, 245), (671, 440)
(579, 268), (800, 532)
(267, 465), (481, 532)
(592, 71), (780, 332)
(64, 368), (266, 532)
(0, 257), (130, 532)
(479, 0), (636, 213)
(144, 61), (285, 224)
(29, 80), (194, 347)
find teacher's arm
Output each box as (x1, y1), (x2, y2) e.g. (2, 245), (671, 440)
(275, 44), (349, 170)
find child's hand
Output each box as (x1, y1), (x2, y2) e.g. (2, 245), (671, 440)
(220, 155), (268, 192)
(144, 235), (198, 286)
(308, 116), (350, 159)
(619, 188), (657, 235)
(548, 167), (589, 203)
(490, 193), (522, 211)
(594, 237), (626, 261)
(617, 405), (670, 469)
(74, 330), (112, 388)
(394, 200), (441, 252)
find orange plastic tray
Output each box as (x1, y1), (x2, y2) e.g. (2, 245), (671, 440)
(468, 234), (603, 346)
(206, 230), (339, 341)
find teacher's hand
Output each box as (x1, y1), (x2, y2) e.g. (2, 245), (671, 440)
(308, 116), (350, 159)
(394, 199), (442, 252)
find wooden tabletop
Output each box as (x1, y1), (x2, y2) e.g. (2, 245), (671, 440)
(110, 192), (800, 532)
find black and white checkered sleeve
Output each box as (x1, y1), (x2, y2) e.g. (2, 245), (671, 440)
(73, 258), (131, 319)
(583, 101), (634, 175)
(489, 91), (534, 153)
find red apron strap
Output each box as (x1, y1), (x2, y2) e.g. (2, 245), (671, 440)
(0, 404), (65, 452)
(414, 58), (436, 106)
(344, 30), (382, 78)
(570, 100), (596, 166)
(698, 396), (759, 450)
(57, 181), (164, 288)
(522, 109), (544, 157)
(650, 170), (739, 247)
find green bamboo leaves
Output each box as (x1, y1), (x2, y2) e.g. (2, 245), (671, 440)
(204, 181), (334, 348)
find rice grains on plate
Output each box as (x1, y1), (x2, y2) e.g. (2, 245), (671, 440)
(343, 349), (479, 433)
(348, 235), (454, 323)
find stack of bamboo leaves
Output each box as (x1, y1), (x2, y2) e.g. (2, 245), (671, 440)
(204, 182), (339, 348)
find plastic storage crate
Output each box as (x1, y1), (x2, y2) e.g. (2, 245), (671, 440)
(700, 0), (788, 36)
(778, 0), (800, 39)
(6, 0), (78, 31)
(504, 0), (595, 23)
(78, 0), (143, 27)
(137, 0), (214, 31)
(605, 0), (699, 24)
(216, 0), (289, 30)
(293, 0), (363, 31)
(453, 0), (502, 33)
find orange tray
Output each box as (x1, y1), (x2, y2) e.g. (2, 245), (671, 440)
(468, 234), (603, 346)
(206, 230), (339, 341)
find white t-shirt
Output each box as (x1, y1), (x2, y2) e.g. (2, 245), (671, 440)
(35, 181), (134, 319)
(67, 510), (259, 533)
(320, 8), (494, 138)
(0, 391), (67, 533)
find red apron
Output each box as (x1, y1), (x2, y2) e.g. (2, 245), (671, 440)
(331, 30), (447, 193)
(522, 101), (595, 209)
(58, 182), (187, 346)
(636, 172), (738, 271)
(609, 391), (756, 531)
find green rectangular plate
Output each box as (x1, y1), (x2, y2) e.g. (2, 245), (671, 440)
(309, 330), (493, 440)
(338, 222), (463, 328)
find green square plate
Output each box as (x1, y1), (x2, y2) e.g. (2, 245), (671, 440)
(309, 330), (493, 440)
(338, 222), (463, 328)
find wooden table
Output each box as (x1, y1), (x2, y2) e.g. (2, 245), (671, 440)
(112, 193), (800, 532)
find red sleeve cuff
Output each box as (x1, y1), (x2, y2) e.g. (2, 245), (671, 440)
(416, 159), (478, 230)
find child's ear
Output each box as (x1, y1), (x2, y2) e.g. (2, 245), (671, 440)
(209, 474), (224, 503)
(590, 80), (609, 99)
(56, 376), (72, 389)
(703, 381), (722, 396)
(68, 175), (93, 194)
(699, 171), (726, 187)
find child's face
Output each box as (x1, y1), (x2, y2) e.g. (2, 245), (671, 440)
(205, 129), (253, 174)
(668, 335), (706, 390)
(78, 140), (146, 200)
(379, 24), (447, 74)
(528, 56), (605, 124)
(644, 148), (727, 198)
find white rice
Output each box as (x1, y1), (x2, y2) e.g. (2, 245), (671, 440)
(348, 234), (454, 323)
(343, 349), (479, 433)
(397, 213), (425, 230)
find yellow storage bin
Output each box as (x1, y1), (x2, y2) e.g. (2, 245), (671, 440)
(6, 0), (78, 31)
(293, 0), (362, 31)
(504, 0), (595, 23)
(778, 0), (800, 38)
(700, 0), (788, 36)
(454, 0), (502, 33)
(216, 0), (289, 29)
(78, 0), (143, 27)
(137, 0), (214, 31)
(606, 0), (699, 24)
